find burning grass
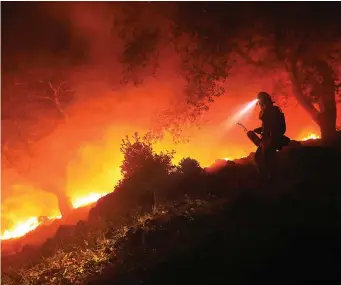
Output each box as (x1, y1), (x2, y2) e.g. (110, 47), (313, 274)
(1, 199), (209, 285)
(2, 132), (334, 285)
(0, 216), (62, 241)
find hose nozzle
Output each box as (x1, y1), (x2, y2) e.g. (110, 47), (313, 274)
(237, 122), (248, 132)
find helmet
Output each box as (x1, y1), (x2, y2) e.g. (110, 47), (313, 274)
(257, 92), (273, 105)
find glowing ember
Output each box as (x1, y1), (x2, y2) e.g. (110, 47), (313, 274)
(302, 133), (320, 141)
(72, 192), (109, 209)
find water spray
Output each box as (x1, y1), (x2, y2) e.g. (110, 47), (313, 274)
(221, 98), (258, 132)
(233, 99), (259, 121)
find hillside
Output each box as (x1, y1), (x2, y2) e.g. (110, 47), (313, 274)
(2, 137), (341, 285)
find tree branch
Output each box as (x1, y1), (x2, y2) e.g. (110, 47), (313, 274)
(47, 80), (69, 122)
(48, 81), (57, 94)
(233, 44), (265, 68)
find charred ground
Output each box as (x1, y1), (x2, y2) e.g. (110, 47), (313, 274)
(2, 134), (341, 285)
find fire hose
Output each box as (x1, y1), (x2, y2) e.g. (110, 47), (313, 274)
(237, 122), (261, 147)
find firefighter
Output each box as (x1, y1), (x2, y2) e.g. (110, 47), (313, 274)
(253, 92), (289, 181)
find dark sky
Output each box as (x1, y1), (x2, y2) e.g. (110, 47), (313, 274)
(3, 2), (341, 59)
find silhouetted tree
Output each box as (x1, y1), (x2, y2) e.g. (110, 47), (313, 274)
(229, 3), (341, 143)
(177, 157), (201, 176)
(170, 3), (341, 142)
(119, 132), (175, 204)
(1, 67), (75, 216)
(120, 132), (175, 179)
(116, 3), (341, 142)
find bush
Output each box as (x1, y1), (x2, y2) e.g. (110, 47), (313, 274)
(177, 157), (202, 176)
(120, 132), (175, 179)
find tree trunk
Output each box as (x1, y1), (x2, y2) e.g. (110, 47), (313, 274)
(319, 110), (337, 144)
(288, 59), (337, 143)
(57, 193), (73, 217)
(315, 60), (337, 144)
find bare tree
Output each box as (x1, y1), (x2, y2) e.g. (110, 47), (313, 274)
(2, 73), (74, 216)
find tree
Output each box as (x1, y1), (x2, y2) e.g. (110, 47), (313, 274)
(230, 3), (341, 143)
(1, 66), (75, 217)
(119, 132), (175, 205)
(120, 132), (175, 179)
(169, 2), (341, 142)
(177, 157), (201, 176)
(112, 2), (171, 86)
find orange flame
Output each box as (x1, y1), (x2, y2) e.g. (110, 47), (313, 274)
(72, 192), (109, 209)
(0, 130), (322, 241)
(0, 215), (61, 240)
(302, 133), (320, 141)
(0, 217), (40, 240)
(0, 192), (108, 240)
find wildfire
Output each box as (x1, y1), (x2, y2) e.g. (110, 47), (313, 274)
(72, 192), (109, 209)
(0, 192), (109, 240)
(0, 215), (61, 240)
(0, 217), (40, 240)
(0, 128), (322, 242)
(302, 133), (320, 141)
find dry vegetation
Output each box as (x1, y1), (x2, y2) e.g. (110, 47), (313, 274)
(2, 135), (341, 285)
(2, 199), (211, 285)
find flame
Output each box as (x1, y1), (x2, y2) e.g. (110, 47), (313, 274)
(0, 192), (107, 240)
(0, 215), (61, 240)
(0, 129), (322, 241)
(302, 133), (320, 141)
(0, 217), (40, 240)
(72, 192), (109, 209)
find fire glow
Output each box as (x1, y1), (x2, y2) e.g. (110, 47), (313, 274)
(72, 192), (109, 209)
(0, 127), (321, 242)
(1, 192), (107, 240)
(0, 215), (61, 240)
(302, 133), (320, 141)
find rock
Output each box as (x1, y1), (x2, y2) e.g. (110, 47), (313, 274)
(21, 244), (38, 257)
(41, 238), (58, 257)
(75, 220), (87, 237)
(55, 225), (75, 242)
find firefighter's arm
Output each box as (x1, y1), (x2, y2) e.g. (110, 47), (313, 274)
(253, 127), (263, 134)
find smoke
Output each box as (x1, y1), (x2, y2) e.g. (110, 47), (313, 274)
(2, 2), (341, 234)
(1, 3), (189, 230)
